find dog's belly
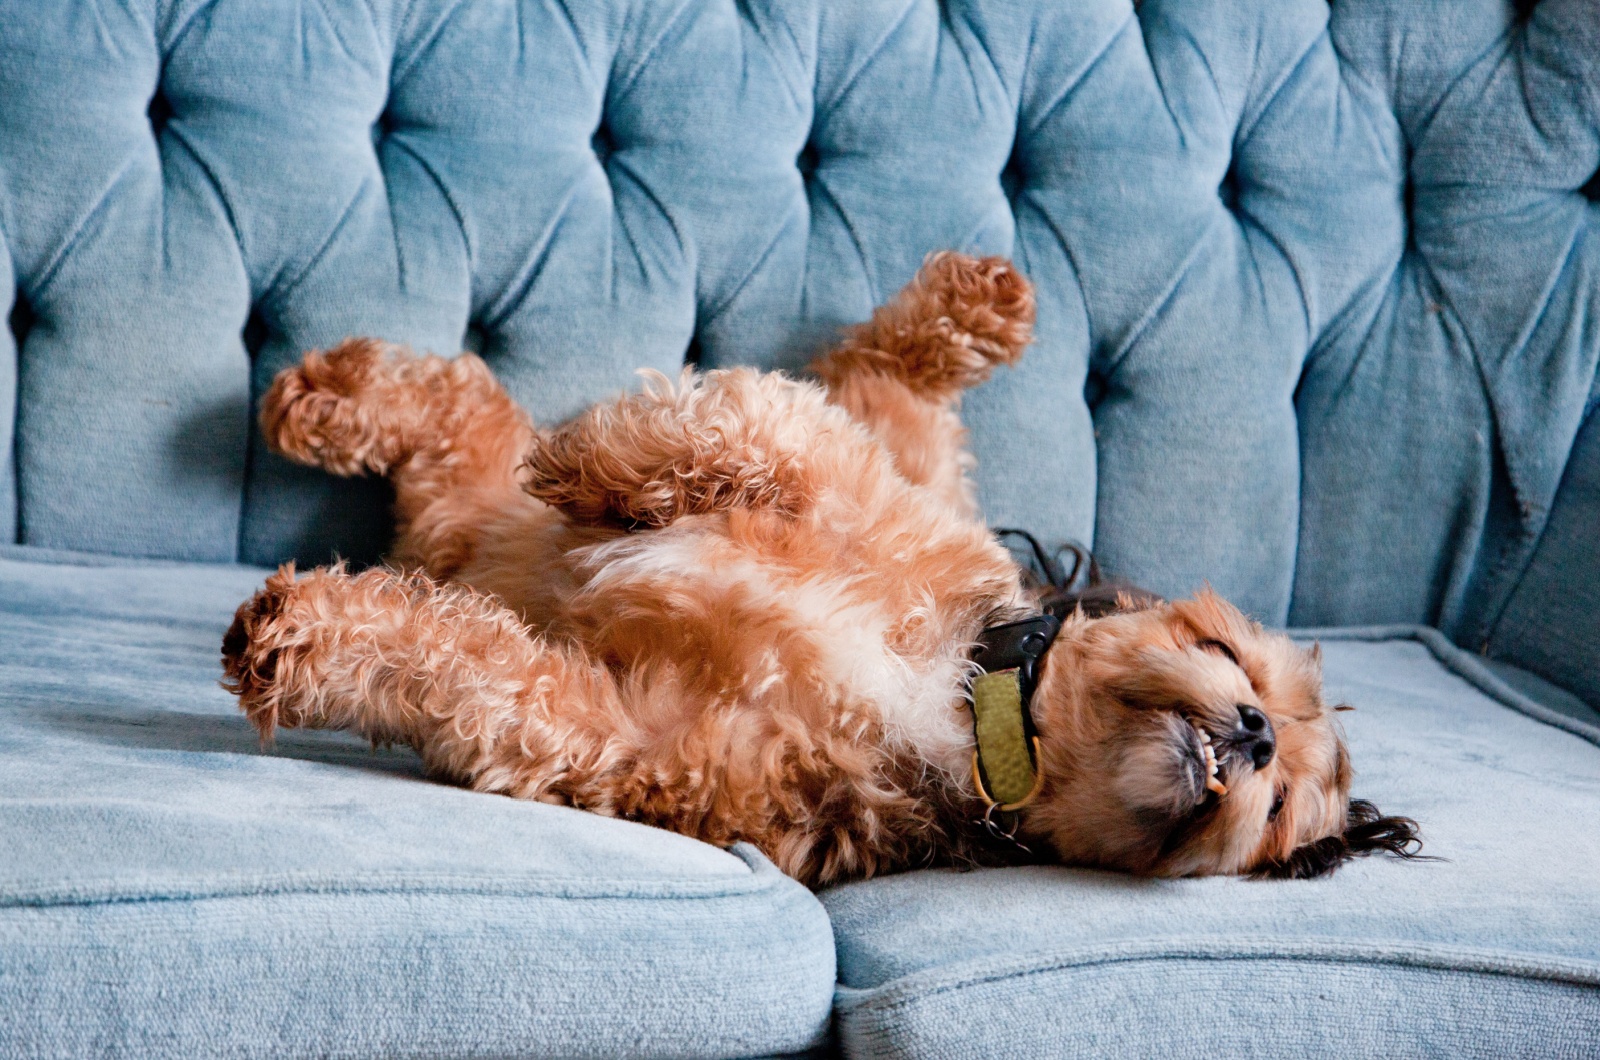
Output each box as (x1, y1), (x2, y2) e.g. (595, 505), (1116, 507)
(450, 497), (623, 630)
(556, 516), (976, 778)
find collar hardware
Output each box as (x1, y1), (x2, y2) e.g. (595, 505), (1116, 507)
(980, 799), (1034, 852)
(968, 615), (1060, 814)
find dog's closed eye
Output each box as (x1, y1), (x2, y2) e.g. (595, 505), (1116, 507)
(1195, 638), (1239, 666)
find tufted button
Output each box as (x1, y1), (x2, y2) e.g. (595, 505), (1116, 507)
(371, 109), (397, 152)
(1581, 169), (1600, 202)
(7, 292), (33, 351)
(146, 87), (171, 138)
(1218, 163), (1241, 213)
(592, 121), (616, 168)
(1000, 144), (1024, 205)
(796, 141), (820, 182)
(1084, 368), (1108, 412)
(242, 308), (269, 363)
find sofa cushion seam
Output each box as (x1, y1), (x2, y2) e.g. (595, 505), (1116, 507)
(0, 874), (781, 910)
(836, 941), (1600, 1017)
(1289, 623), (1600, 745)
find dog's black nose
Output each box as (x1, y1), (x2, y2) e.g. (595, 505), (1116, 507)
(1236, 705), (1275, 769)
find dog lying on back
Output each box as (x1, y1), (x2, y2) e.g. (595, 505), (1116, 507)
(222, 253), (1421, 886)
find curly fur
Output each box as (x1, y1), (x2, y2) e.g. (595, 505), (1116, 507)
(226, 253), (1420, 886)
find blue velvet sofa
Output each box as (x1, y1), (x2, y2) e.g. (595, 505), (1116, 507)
(3, 0), (1598, 1056)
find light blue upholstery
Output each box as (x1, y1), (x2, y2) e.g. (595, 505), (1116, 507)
(2, 0), (1596, 643)
(0, 550), (836, 1058)
(1488, 399), (1600, 708)
(4, 0), (1600, 1056)
(0, 247), (14, 545)
(825, 632), (1600, 1059)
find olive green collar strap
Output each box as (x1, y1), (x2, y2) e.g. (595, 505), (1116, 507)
(968, 615), (1060, 813)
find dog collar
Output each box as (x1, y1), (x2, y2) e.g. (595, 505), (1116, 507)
(968, 614), (1060, 812)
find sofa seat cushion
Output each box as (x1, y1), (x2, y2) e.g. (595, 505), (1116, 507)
(0, 548), (834, 1059)
(822, 629), (1600, 1059)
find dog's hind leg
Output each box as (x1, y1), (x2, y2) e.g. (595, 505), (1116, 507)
(260, 340), (540, 578)
(222, 563), (628, 801)
(810, 252), (1034, 515)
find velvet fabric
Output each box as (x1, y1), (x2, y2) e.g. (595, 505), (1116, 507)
(2, 0), (1596, 657)
(824, 630), (1600, 1059)
(0, 549), (836, 1059)
(3, 0), (1600, 1055)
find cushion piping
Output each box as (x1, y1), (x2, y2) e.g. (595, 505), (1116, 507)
(833, 937), (1600, 1017)
(1297, 624), (1600, 748)
(0, 542), (270, 574)
(0, 843), (778, 909)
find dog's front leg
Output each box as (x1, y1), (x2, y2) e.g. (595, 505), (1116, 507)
(221, 563), (627, 801)
(260, 339), (539, 579)
(810, 252), (1034, 515)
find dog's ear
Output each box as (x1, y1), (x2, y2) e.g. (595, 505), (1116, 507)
(1039, 579), (1164, 619)
(993, 530), (1163, 619)
(1253, 799), (1428, 880)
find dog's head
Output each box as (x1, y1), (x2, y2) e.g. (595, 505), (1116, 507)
(1019, 589), (1421, 878)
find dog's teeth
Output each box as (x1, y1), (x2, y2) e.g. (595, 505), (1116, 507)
(1193, 721), (1226, 796)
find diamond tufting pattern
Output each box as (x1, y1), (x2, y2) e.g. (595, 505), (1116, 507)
(0, 0), (1596, 674)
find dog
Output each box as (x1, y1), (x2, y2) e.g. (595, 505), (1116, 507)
(221, 253), (1421, 886)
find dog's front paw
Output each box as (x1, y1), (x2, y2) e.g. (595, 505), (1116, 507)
(910, 252), (1035, 380)
(222, 564), (317, 741)
(259, 338), (404, 476)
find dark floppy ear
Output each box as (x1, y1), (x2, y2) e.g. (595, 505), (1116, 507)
(1035, 579), (1164, 619)
(992, 529), (1164, 619)
(1253, 799), (1430, 880)
(1059, 581), (1164, 618)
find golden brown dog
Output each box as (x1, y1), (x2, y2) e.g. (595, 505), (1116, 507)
(222, 253), (1421, 886)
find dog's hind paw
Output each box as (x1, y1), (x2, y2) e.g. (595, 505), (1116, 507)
(263, 337), (498, 478)
(221, 563), (317, 742)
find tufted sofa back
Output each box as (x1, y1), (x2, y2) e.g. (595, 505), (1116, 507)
(1, 0), (1596, 642)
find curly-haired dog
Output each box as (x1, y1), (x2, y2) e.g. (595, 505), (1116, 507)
(222, 253), (1422, 886)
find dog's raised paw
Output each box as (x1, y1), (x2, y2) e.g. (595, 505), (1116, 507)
(259, 338), (401, 475)
(915, 251), (1036, 369)
(828, 252), (1037, 400)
